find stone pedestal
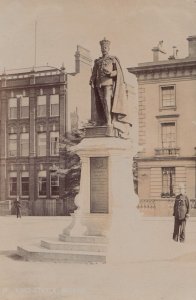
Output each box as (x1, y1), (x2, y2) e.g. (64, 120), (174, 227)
(17, 130), (141, 264)
(63, 131), (140, 262)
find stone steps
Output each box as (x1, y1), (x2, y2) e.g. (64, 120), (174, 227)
(59, 234), (107, 244)
(17, 235), (107, 264)
(41, 239), (107, 252)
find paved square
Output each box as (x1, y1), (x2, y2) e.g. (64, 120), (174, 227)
(0, 216), (196, 300)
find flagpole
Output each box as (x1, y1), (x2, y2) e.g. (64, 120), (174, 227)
(34, 21), (37, 67)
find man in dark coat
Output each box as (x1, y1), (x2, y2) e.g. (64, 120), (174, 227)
(173, 189), (190, 242)
(14, 196), (21, 218)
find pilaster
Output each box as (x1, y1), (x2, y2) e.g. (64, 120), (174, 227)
(0, 90), (7, 202)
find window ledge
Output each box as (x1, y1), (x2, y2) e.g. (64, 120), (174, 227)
(159, 106), (177, 111)
(156, 113), (179, 119)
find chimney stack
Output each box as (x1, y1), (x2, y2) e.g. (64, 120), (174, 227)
(152, 47), (159, 62)
(75, 45), (92, 73)
(187, 35), (196, 58)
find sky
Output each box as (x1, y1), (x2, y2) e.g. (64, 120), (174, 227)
(0, 0), (195, 85)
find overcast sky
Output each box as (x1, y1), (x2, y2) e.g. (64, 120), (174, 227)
(0, 0), (195, 84)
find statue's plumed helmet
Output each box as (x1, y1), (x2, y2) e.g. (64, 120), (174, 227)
(100, 38), (111, 48)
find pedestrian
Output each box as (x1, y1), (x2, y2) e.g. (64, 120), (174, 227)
(14, 196), (21, 218)
(173, 185), (190, 242)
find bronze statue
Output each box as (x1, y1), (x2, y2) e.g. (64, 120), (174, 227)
(90, 38), (132, 138)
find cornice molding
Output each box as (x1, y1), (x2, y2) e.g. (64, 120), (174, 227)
(128, 59), (196, 81)
(134, 156), (196, 162)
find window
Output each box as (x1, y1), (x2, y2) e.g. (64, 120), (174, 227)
(161, 122), (176, 148)
(50, 132), (59, 156)
(37, 95), (46, 117)
(38, 171), (47, 196)
(161, 86), (175, 108)
(20, 133), (29, 156)
(21, 171), (29, 196)
(37, 133), (46, 156)
(20, 96), (29, 118)
(8, 98), (17, 119)
(8, 134), (17, 157)
(162, 167), (175, 197)
(50, 95), (59, 116)
(50, 174), (59, 196)
(9, 172), (17, 196)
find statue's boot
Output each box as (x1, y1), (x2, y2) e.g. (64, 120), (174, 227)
(105, 124), (115, 137)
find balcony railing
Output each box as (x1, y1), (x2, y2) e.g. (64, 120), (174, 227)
(155, 147), (180, 156)
(137, 198), (196, 217)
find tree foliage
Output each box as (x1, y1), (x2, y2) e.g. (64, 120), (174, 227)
(50, 129), (85, 214)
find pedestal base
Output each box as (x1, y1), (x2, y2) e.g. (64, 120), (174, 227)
(62, 136), (141, 263)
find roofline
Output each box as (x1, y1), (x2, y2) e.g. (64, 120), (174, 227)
(0, 65), (65, 76)
(127, 58), (196, 75)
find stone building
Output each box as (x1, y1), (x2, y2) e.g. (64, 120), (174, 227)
(0, 45), (92, 216)
(128, 36), (196, 216)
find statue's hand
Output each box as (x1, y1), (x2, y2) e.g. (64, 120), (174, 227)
(103, 69), (111, 76)
(89, 80), (94, 88)
(110, 70), (117, 77)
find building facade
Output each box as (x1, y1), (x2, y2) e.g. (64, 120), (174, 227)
(0, 46), (92, 216)
(128, 36), (196, 216)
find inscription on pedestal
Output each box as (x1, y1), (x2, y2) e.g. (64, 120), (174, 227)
(90, 157), (108, 213)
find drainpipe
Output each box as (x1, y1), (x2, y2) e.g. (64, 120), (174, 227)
(195, 147), (196, 200)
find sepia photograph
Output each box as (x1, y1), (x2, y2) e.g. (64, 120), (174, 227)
(0, 0), (196, 299)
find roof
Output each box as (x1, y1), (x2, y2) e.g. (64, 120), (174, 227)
(128, 57), (196, 75)
(0, 65), (64, 77)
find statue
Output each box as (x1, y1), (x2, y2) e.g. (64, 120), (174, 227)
(89, 38), (132, 138)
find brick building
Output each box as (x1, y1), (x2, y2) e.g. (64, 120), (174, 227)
(0, 46), (92, 216)
(128, 36), (196, 216)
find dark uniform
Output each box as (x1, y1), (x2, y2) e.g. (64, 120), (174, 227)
(89, 38), (132, 138)
(14, 198), (21, 218)
(90, 55), (117, 125)
(173, 194), (190, 242)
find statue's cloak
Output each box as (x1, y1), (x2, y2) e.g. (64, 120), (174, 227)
(111, 56), (131, 126)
